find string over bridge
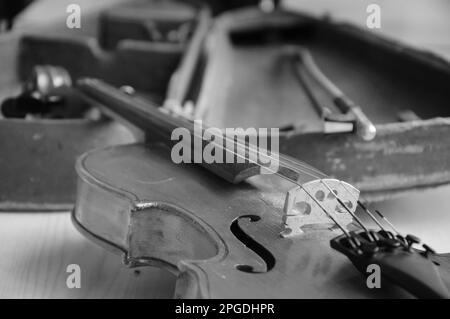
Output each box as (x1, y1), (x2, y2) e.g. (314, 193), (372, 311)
(281, 179), (359, 237)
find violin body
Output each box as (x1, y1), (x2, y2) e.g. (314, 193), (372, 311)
(65, 1), (450, 299)
(73, 142), (411, 298)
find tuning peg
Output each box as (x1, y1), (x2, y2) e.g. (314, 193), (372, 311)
(422, 244), (436, 256)
(406, 234), (421, 249)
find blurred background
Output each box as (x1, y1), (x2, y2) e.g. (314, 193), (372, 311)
(0, 0), (449, 298)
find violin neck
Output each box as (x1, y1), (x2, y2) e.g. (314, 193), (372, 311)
(77, 79), (264, 183)
(77, 78), (324, 185)
(78, 79), (188, 137)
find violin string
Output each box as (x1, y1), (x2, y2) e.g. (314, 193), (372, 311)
(167, 106), (394, 238)
(275, 150), (396, 235)
(169, 103), (402, 242)
(222, 130), (387, 236)
(280, 156), (403, 237)
(180, 126), (354, 236)
(338, 182), (388, 232)
(162, 63), (399, 240)
(87, 80), (386, 239)
(298, 184), (351, 237)
(223, 132), (327, 179)
(375, 210), (401, 235)
(213, 128), (400, 236)
(181, 122), (372, 237)
(320, 181), (370, 232)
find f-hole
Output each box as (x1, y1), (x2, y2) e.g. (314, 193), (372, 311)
(230, 215), (276, 273)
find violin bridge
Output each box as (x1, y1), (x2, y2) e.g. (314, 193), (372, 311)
(281, 179), (359, 237)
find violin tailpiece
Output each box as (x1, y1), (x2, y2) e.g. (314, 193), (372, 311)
(281, 179), (359, 237)
(331, 230), (450, 299)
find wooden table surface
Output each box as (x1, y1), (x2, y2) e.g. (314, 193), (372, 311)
(1, 0), (450, 298)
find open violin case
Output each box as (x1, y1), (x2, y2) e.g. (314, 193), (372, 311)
(1, 0), (450, 210)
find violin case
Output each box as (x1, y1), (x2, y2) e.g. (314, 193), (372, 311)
(192, 8), (450, 200)
(1, 0), (450, 210)
(0, 0), (194, 210)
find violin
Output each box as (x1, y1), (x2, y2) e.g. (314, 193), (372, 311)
(73, 78), (450, 299)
